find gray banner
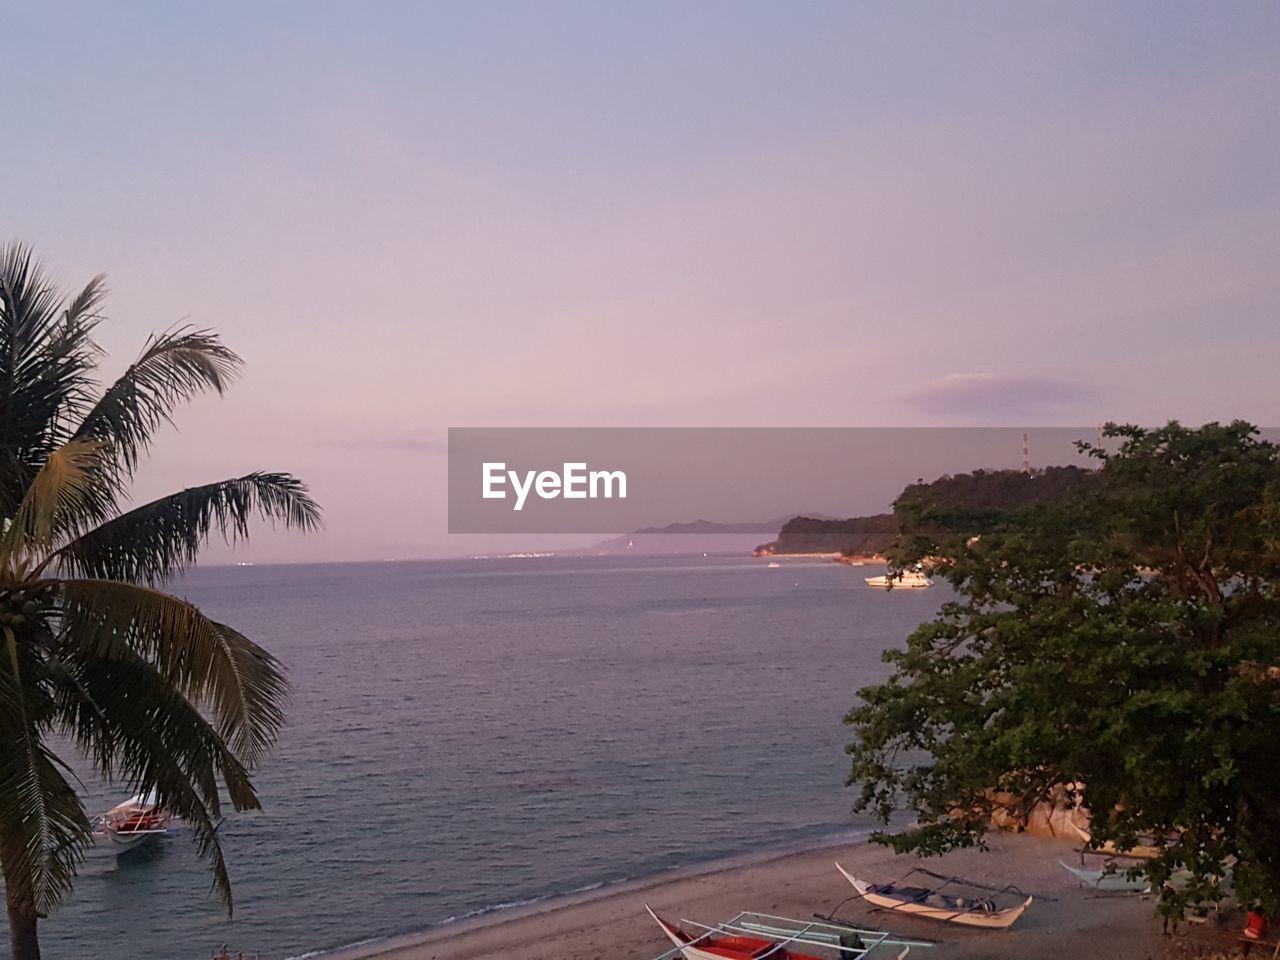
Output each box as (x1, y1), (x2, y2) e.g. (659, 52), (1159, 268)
(448, 427), (1104, 533)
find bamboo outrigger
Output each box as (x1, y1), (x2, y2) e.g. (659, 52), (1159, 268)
(1067, 820), (1167, 860)
(835, 863), (1033, 929)
(647, 906), (935, 960)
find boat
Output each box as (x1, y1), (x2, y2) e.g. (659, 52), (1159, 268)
(1058, 861), (1151, 892)
(767, 561), (782, 568)
(91, 791), (171, 855)
(646, 906), (932, 960)
(1067, 820), (1164, 859)
(864, 569), (932, 589)
(835, 863), (1032, 929)
(1059, 857), (1192, 893)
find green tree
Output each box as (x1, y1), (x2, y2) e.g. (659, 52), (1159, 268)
(0, 243), (321, 959)
(846, 422), (1280, 918)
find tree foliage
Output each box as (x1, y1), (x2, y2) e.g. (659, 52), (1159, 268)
(846, 422), (1280, 917)
(888, 464), (1099, 565)
(0, 242), (321, 959)
(763, 468), (1096, 558)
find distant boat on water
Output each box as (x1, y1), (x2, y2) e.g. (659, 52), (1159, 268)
(864, 569), (932, 589)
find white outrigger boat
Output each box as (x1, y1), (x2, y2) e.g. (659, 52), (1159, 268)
(90, 791), (171, 856)
(863, 570), (932, 589)
(1058, 861), (1151, 892)
(835, 864), (1032, 929)
(647, 906), (934, 960)
(1067, 820), (1165, 860)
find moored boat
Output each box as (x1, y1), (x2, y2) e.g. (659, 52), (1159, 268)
(864, 569), (932, 589)
(91, 791), (171, 856)
(835, 863), (1032, 929)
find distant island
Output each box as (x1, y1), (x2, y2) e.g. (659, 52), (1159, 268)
(576, 516), (832, 556)
(634, 517), (802, 535)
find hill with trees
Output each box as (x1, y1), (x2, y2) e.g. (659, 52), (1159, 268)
(756, 465), (1099, 558)
(753, 514), (897, 556)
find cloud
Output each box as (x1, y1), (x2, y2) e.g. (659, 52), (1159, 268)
(901, 373), (1098, 420)
(320, 434), (449, 453)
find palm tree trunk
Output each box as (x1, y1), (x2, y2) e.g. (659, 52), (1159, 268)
(5, 882), (41, 960)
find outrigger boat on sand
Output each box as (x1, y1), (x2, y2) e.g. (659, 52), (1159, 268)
(835, 863), (1033, 929)
(646, 906), (935, 960)
(1066, 820), (1165, 860)
(90, 791), (171, 856)
(1058, 861), (1151, 893)
(1059, 857), (1192, 893)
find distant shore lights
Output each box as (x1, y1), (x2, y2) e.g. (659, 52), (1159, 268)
(482, 462), (627, 511)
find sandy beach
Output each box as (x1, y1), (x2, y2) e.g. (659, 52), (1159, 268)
(330, 831), (1211, 960)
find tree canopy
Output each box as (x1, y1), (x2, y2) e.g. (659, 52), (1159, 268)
(846, 421), (1280, 917)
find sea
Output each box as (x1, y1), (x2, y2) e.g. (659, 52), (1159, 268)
(28, 555), (946, 960)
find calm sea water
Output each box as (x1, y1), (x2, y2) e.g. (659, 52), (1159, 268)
(28, 555), (944, 960)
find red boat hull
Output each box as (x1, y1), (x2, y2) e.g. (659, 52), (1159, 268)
(647, 907), (826, 960)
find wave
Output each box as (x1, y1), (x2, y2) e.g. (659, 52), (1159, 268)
(435, 877), (615, 926)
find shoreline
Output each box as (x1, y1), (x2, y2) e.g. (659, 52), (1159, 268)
(751, 553), (888, 564)
(303, 828), (874, 960)
(305, 829), (1178, 960)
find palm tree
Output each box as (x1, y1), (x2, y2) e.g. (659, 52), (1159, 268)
(0, 243), (321, 960)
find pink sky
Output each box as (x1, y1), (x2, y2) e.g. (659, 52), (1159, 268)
(3, 2), (1278, 561)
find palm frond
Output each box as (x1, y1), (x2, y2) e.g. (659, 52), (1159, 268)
(53, 472), (322, 584)
(51, 639), (259, 913)
(61, 274), (107, 329)
(74, 326), (241, 477)
(203, 620), (287, 765)
(0, 626), (93, 915)
(58, 580), (288, 768)
(0, 245), (66, 395)
(43, 282), (106, 439)
(1, 438), (109, 575)
(0, 243), (102, 508)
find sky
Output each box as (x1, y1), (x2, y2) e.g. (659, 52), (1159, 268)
(2, 1), (1278, 561)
